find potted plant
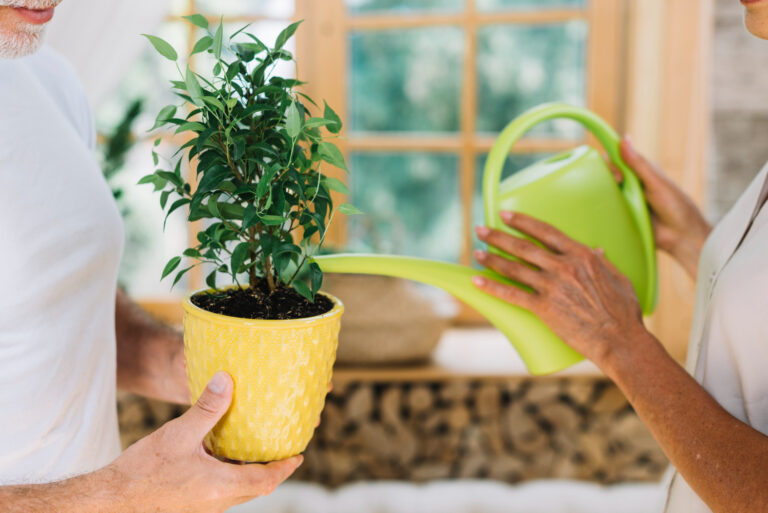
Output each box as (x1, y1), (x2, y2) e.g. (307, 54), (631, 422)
(139, 17), (359, 462)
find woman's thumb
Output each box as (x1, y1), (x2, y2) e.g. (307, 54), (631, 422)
(177, 371), (233, 444)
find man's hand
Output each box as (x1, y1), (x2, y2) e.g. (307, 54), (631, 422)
(107, 371), (302, 513)
(0, 372), (300, 513)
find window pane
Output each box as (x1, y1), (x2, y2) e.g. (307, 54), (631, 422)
(349, 27), (464, 133)
(346, 0), (463, 15)
(348, 153), (461, 262)
(108, 139), (190, 298)
(96, 22), (187, 134)
(472, 152), (556, 264)
(195, 0), (294, 18)
(477, 0), (584, 11)
(476, 22), (587, 138)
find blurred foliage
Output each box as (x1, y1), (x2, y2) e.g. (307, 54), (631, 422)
(97, 98), (149, 290)
(347, 0), (462, 14)
(349, 27), (464, 133)
(348, 152), (461, 262)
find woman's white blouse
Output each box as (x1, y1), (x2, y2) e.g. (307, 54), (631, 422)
(664, 162), (768, 512)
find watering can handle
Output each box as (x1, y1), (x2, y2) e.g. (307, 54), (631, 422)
(482, 103), (657, 313)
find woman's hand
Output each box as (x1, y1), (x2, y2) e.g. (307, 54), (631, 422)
(614, 136), (711, 279)
(473, 211), (656, 371)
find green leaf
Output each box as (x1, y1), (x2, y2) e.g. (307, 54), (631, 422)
(259, 214), (284, 226)
(230, 242), (250, 274)
(322, 176), (349, 195)
(285, 101), (302, 139)
(201, 96), (226, 111)
(185, 67), (203, 105)
(183, 248), (201, 258)
(309, 262), (323, 294)
(161, 256), (181, 280)
(160, 190), (172, 209)
(323, 101), (342, 133)
(318, 141), (347, 171)
(150, 105), (176, 131)
(182, 14), (209, 29)
(338, 203), (363, 215)
(292, 279), (313, 301)
(172, 266), (194, 288)
(275, 20), (302, 51)
(191, 35), (213, 55)
(142, 34), (178, 61)
(175, 121), (206, 133)
(213, 21), (224, 59)
(205, 269), (217, 290)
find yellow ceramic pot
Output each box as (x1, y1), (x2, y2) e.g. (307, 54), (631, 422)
(182, 288), (344, 462)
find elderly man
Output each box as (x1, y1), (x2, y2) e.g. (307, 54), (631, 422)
(0, 1), (301, 511)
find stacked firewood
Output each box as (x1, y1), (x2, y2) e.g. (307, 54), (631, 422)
(117, 377), (667, 486)
(293, 378), (667, 486)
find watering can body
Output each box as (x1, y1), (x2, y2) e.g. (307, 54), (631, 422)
(494, 146), (649, 309)
(315, 103), (657, 375)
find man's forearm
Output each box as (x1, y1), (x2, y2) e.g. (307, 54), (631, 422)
(0, 468), (125, 513)
(115, 289), (188, 404)
(606, 333), (768, 513)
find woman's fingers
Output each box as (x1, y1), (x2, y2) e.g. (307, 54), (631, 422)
(498, 211), (586, 255)
(474, 250), (542, 289)
(475, 225), (557, 268)
(619, 135), (663, 188)
(471, 275), (538, 311)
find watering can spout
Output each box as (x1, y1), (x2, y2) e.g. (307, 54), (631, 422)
(316, 104), (657, 375)
(313, 254), (583, 375)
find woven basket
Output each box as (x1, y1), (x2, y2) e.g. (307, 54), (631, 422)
(322, 274), (449, 365)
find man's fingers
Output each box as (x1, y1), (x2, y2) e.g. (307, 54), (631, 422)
(176, 371), (233, 444)
(231, 455), (304, 498)
(497, 211), (584, 255)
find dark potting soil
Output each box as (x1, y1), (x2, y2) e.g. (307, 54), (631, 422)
(191, 279), (334, 320)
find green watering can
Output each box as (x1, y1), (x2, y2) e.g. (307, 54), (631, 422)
(314, 103), (657, 375)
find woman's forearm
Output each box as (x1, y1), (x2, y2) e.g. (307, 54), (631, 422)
(605, 332), (768, 513)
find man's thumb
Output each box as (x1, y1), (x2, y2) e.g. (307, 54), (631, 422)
(178, 371), (233, 443)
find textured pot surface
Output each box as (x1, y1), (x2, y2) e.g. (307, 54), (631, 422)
(182, 290), (343, 462)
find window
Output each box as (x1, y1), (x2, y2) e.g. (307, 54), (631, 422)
(295, 0), (622, 272)
(100, 0), (622, 321)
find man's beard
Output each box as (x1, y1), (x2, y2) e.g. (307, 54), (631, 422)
(0, 0), (62, 59)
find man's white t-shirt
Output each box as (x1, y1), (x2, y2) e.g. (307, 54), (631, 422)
(0, 46), (124, 484)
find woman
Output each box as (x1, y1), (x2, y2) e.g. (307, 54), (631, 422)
(472, 2), (768, 512)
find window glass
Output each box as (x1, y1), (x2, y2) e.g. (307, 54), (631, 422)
(477, 0), (585, 12)
(349, 27), (464, 133)
(347, 152), (462, 262)
(96, 22), (186, 134)
(346, 0), (463, 14)
(476, 21), (587, 138)
(196, 0), (294, 18)
(110, 140), (190, 297)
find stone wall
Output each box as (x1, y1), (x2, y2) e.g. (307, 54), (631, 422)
(710, 0), (768, 219)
